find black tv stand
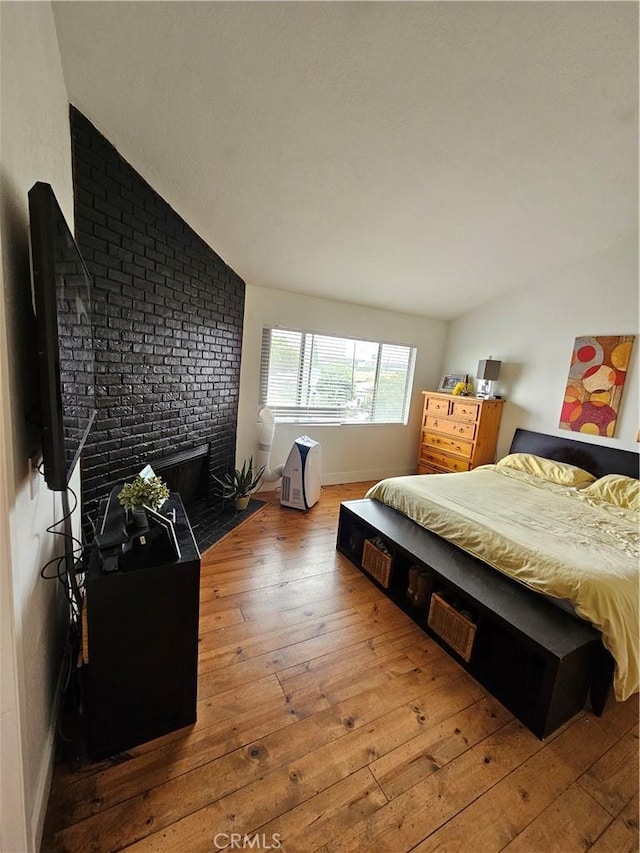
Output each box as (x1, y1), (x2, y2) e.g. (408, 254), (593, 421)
(83, 491), (201, 759)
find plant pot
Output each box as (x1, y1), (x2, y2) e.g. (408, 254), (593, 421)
(234, 496), (250, 511)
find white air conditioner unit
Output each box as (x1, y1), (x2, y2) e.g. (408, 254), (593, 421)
(280, 436), (321, 511)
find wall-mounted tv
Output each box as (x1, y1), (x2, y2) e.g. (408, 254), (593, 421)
(28, 182), (96, 491)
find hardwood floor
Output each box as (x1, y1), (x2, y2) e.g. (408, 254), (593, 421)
(42, 483), (639, 853)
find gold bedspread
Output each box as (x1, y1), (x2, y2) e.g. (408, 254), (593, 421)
(366, 466), (639, 701)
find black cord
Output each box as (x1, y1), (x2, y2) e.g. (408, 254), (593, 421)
(46, 485), (84, 554)
(32, 471), (90, 757)
(39, 485), (87, 625)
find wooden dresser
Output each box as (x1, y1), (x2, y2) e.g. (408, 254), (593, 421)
(418, 391), (504, 474)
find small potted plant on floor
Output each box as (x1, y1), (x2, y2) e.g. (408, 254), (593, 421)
(212, 457), (265, 510)
(118, 474), (170, 526)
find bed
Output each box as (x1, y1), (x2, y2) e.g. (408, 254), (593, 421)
(337, 429), (639, 736)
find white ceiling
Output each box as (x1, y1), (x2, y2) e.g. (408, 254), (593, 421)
(52, 1), (638, 321)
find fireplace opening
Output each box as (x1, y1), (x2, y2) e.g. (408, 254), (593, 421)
(151, 442), (266, 554)
(152, 444), (210, 507)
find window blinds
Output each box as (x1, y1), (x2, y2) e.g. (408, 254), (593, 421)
(260, 327), (415, 425)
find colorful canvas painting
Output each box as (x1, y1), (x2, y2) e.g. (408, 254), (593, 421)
(560, 335), (635, 436)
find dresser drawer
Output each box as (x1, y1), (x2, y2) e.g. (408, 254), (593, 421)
(421, 431), (473, 459)
(424, 395), (451, 415)
(425, 415), (476, 441)
(417, 462), (442, 475)
(451, 400), (480, 421)
(419, 447), (471, 473)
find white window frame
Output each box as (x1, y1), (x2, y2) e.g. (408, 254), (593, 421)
(260, 326), (416, 425)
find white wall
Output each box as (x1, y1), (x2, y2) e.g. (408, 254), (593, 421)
(237, 285), (448, 486)
(0, 4), (77, 850)
(444, 235), (639, 458)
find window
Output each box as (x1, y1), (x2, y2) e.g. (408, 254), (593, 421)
(260, 327), (416, 424)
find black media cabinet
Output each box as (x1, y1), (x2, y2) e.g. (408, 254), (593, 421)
(337, 499), (605, 739)
(83, 492), (201, 759)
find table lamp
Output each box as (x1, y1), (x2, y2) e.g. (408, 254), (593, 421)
(476, 358), (501, 398)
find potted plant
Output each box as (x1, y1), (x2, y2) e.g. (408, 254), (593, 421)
(118, 474), (170, 526)
(212, 457), (265, 510)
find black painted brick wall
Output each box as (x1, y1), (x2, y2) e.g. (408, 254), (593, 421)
(70, 108), (245, 526)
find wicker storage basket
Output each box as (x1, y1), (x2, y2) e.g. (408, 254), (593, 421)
(427, 592), (477, 662)
(361, 539), (393, 588)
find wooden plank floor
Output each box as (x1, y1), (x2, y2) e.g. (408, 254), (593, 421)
(42, 483), (639, 853)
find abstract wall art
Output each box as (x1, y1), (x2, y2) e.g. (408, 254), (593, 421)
(560, 335), (635, 436)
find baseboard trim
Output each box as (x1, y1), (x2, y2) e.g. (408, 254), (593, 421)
(320, 468), (415, 486)
(257, 468), (416, 497)
(30, 722), (55, 852)
(30, 646), (67, 851)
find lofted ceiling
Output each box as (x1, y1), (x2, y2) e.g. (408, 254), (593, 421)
(52, 1), (638, 321)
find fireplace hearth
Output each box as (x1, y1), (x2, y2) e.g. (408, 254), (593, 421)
(187, 497), (266, 553)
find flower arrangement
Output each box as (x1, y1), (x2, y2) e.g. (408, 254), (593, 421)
(117, 474), (170, 511)
(451, 376), (473, 396)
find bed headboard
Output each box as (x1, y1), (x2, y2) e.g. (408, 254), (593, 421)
(509, 429), (639, 480)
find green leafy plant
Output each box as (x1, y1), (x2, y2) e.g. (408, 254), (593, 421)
(212, 457), (265, 501)
(117, 474), (170, 510)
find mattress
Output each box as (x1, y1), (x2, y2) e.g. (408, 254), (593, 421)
(366, 465), (639, 701)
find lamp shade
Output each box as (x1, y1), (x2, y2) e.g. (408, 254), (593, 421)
(476, 359), (501, 381)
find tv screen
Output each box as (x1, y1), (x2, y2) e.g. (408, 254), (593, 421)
(28, 182), (96, 491)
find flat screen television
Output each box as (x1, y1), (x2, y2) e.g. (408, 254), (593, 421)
(28, 181), (96, 491)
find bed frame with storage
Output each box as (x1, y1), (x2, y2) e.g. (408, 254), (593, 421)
(336, 429), (639, 739)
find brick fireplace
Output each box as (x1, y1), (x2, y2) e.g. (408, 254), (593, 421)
(70, 108), (245, 529)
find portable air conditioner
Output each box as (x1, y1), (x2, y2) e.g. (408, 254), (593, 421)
(280, 436), (321, 511)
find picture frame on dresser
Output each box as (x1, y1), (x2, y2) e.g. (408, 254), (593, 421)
(438, 373), (466, 393)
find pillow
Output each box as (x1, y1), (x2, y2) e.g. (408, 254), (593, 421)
(582, 474), (640, 511)
(496, 453), (596, 487)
